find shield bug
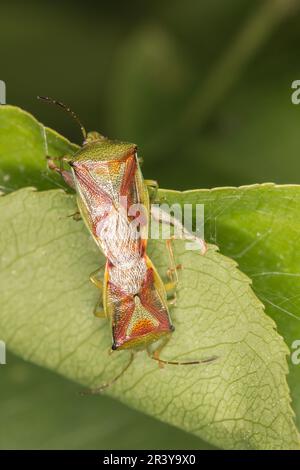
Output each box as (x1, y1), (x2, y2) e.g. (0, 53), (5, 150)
(38, 96), (216, 394)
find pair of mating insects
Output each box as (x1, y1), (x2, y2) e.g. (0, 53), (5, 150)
(39, 96), (216, 395)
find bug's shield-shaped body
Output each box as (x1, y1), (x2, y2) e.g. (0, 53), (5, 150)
(71, 140), (173, 350)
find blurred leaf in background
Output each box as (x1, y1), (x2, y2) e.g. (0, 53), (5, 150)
(2, 0), (300, 190)
(1, 353), (210, 449)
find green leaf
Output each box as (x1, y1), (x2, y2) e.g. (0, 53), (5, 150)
(160, 184), (300, 429)
(0, 187), (298, 449)
(0, 105), (78, 192)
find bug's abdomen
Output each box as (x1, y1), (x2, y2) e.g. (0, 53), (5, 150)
(105, 256), (173, 350)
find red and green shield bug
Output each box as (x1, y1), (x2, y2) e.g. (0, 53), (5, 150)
(38, 96), (216, 394)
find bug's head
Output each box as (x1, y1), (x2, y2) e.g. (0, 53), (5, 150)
(71, 137), (137, 165)
(37, 96), (137, 164)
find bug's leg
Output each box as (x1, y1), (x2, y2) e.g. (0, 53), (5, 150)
(163, 238), (182, 307)
(93, 299), (106, 318)
(144, 179), (158, 190)
(150, 203), (182, 302)
(148, 349), (217, 367)
(151, 205), (207, 254)
(165, 282), (179, 307)
(46, 155), (75, 189)
(89, 267), (106, 318)
(148, 335), (172, 369)
(80, 352), (135, 395)
(148, 336), (217, 367)
(89, 267), (104, 290)
(67, 211), (82, 221)
(47, 155), (81, 220)
(144, 179), (159, 202)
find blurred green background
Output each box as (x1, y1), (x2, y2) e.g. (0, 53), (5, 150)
(1, 0), (300, 449)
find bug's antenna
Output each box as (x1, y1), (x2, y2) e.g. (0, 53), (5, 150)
(37, 96), (87, 140)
